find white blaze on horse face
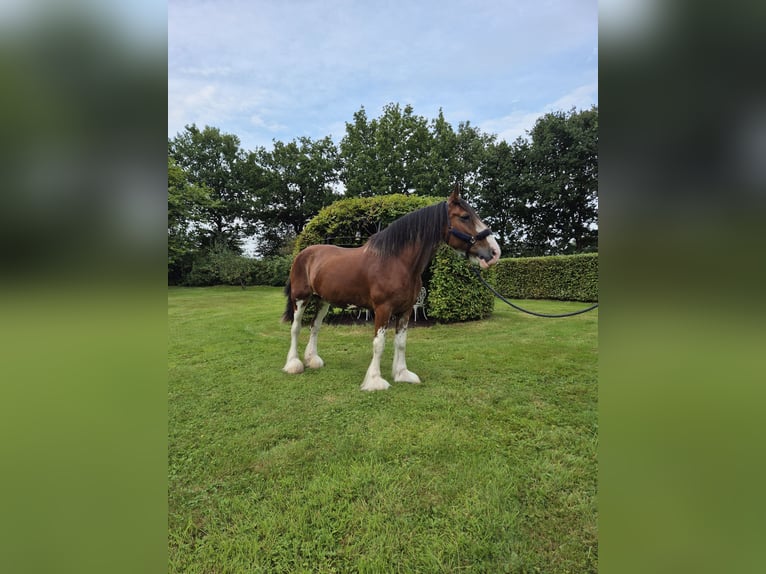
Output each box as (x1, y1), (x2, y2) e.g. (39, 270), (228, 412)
(360, 327), (391, 391)
(473, 219), (501, 269)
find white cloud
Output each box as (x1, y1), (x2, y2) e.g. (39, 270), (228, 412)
(481, 110), (546, 143)
(179, 65), (233, 78)
(249, 114), (285, 133)
(169, 0), (597, 150)
(481, 82), (598, 143)
(549, 83), (599, 112)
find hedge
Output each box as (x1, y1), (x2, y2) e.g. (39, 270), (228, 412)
(293, 194), (495, 322)
(427, 245), (496, 322)
(249, 256), (292, 287)
(185, 252), (291, 287)
(492, 253), (598, 302)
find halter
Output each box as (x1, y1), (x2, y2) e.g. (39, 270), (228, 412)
(445, 201), (493, 255)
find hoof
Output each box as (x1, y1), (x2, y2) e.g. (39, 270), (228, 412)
(305, 355), (324, 369)
(394, 369), (421, 384)
(283, 357), (304, 374)
(360, 374), (391, 391)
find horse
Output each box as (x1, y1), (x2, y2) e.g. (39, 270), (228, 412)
(282, 186), (501, 391)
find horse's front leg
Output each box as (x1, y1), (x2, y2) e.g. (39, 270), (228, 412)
(360, 309), (391, 391)
(392, 314), (421, 384)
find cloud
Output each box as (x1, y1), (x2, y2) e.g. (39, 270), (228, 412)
(169, 0), (597, 150)
(549, 83), (599, 112)
(178, 65), (233, 78)
(481, 82), (598, 143)
(481, 110), (547, 144)
(249, 114), (285, 133)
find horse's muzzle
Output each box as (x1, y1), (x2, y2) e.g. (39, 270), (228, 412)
(477, 237), (501, 269)
(478, 253), (498, 269)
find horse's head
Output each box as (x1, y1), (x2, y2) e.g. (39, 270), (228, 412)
(445, 187), (501, 269)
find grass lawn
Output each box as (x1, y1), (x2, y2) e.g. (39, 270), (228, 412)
(168, 286), (598, 573)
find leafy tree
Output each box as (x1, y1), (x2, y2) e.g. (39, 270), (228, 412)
(424, 109), (459, 192)
(477, 138), (534, 257)
(339, 107), (382, 196)
(452, 121), (494, 199)
(376, 103), (432, 194)
(167, 104), (598, 286)
(526, 107), (598, 254)
(340, 104), (497, 199)
(168, 124), (252, 249)
(206, 240), (253, 288)
(252, 135), (341, 256)
(167, 157), (215, 283)
(479, 107), (598, 256)
(340, 103), (432, 196)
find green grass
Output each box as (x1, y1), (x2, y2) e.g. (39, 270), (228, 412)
(169, 286), (598, 573)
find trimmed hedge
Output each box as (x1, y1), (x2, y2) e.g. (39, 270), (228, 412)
(493, 253), (598, 302)
(427, 245), (496, 322)
(293, 194), (495, 323)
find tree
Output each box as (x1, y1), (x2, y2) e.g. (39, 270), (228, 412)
(339, 107), (382, 196)
(526, 107), (598, 254)
(168, 124), (252, 250)
(340, 103), (432, 196)
(167, 157), (215, 283)
(252, 135), (341, 256)
(475, 107), (598, 256)
(425, 109), (459, 193)
(477, 138), (534, 257)
(166, 104), (598, 286)
(452, 121), (494, 199)
(375, 103), (432, 194)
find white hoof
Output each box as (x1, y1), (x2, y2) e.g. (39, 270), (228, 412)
(283, 357), (304, 374)
(394, 369), (421, 384)
(360, 374), (391, 391)
(305, 355), (324, 369)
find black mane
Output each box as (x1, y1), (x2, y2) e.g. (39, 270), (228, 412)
(366, 201), (447, 258)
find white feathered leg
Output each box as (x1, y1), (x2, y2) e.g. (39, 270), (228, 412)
(304, 301), (330, 369)
(392, 317), (421, 384)
(360, 327), (390, 391)
(283, 300), (306, 374)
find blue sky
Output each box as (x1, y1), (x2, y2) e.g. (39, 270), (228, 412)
(168, 0), (597, 152)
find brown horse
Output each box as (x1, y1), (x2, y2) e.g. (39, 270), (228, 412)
(282, 187), (501, 391)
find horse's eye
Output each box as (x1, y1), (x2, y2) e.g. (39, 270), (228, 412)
(459, 214), (470, 222)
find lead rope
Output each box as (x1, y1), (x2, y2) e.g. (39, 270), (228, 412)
(470, 266), (599, 318)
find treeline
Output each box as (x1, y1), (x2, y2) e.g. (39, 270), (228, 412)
(168, 103), (597, 285)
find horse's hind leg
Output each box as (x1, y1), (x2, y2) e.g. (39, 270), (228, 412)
(392, 315), (421, 384)
(283, 299), (307, 374)
(304, 301), (330, 369)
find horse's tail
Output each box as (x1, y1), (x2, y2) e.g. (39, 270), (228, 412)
(282, 279), (294, 323)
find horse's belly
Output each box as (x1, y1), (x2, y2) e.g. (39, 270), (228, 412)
(306, 248), (370, 307)
(312, 273), (369, 307)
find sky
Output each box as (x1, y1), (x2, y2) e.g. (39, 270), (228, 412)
(168, 0), (597, 152)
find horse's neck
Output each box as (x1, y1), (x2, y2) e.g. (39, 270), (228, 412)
(398, 242), (439, 278)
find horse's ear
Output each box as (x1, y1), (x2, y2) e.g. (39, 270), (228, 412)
(448, 183), (461, 204)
